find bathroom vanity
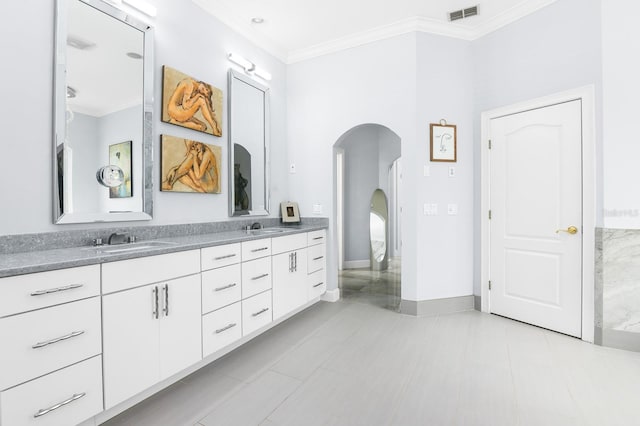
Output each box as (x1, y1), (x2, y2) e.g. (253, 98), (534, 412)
(0, 225), (326, 426)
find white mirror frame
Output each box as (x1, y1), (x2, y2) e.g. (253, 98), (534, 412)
(53, 0), (154, 224)
(227, 69), (270, 217)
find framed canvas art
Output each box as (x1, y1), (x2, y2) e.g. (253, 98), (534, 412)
(162, 66), (223, 137)
(161, 135), (222, 194)
(109, 141), (132, 198)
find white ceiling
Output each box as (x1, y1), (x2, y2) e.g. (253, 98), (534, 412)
(193, 0), (557, 63)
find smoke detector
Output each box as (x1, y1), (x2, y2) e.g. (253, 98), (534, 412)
(449, 5), (479, 22)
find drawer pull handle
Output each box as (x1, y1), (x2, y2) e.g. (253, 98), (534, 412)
(313, 256), (324, 261)
(214, 254), (236, 260)
(251, 247), (269, 253)
(215, 283), (237, 292)
(313, 282), (324, 288)
(30, 283), (83, 296)
(251, 273), (269, 281)
(32, 330), (85, 349)
(34, 392), (86, 418)
(252, 307), (270, 317)
(313, 236), (324, 240)
(215, 323), (237, 334)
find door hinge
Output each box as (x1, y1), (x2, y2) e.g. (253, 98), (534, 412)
(488, 280), (492, 290)
(488, 139), (492, 149)
(488, 210), (492, 220)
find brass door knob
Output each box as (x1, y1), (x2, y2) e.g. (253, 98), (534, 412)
(556, 226), (578, 235)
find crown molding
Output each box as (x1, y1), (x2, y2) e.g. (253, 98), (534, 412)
(194, 0), (558, 65)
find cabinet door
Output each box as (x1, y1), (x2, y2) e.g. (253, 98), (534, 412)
(159, 274), (202, 380)
(103, 284), (159, 410)
(272, 248), (308, 320)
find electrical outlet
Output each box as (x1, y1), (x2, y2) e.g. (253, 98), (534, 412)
(312, 204), (323, 214)
(448, 167), (456, 177)
(447, 204), (458, 215)
(289, 163), (296, 174)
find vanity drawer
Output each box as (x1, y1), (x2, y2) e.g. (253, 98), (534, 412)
(242, 290), (272, 336)
(102, 250), (200, 294)
(241, 257), (272, 299)
(308, 269), (326, 301)
(202, 302), (242, 358)
(307, 229), (326, 246)
(308, 243), (326, 274)
(201, 243), (241, 271)
(272, 233), (307, 255)
(241, 238), (272, 261)
(0, 355), (103, 426)
(0, 265), (100, 318)
(202, 264), (241, 314)
(0, 297), (102, 391)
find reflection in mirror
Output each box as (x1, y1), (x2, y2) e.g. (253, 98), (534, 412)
(53, 0), (154, 224)
(228, 69), (269, 216)
(370, 189), (389, 271)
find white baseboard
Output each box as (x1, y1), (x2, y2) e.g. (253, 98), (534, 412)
(321, 288), (340, 302)
(343, 259), (370, 269)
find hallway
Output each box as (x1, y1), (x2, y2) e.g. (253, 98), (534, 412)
(339, 258), (401, 312)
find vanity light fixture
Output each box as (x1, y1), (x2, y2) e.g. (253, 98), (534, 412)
(227, 53), (272, 82)
(96, 165), (125, 188)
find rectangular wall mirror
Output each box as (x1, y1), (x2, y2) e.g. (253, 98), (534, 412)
(53, 0), (154, 224)
(228, 69), (270, 217)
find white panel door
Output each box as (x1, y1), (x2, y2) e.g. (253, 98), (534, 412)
(489, 100), (583, 337)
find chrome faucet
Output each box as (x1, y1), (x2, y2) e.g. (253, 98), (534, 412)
(108, 233), (129, 245)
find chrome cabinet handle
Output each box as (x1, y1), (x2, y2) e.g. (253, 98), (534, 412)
(163, 284), (169, 317)
(32, 330), (85, 349)
(251, 247), (269, 253)
(215, 323), (237, 334)
(294, 252), (298, 271)
(313, 236), (323, 240)
(215, 283), (237, 292)
(251, 273), (269, 281)
(313, 256), (324, 261)
(252, 307), (269, 317)
(288, 253), (293, 272)
(34, 392), (86, 418)
(30, 283), (83, 296)
(152, 286), (159, 319)
(214, 254), (236, 260)
(313, 282), (324, 288)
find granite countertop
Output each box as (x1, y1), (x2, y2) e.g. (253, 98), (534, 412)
(0, 224), (326, 278)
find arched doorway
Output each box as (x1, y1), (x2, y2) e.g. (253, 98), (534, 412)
(333, 123), (402, 311)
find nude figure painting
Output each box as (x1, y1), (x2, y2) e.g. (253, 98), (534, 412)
(161, 135), (222, 194)
(162, 66), (223, 137)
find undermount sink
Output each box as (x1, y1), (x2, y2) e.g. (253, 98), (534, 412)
(247, 227), (290, 235)
(91, 240), (177, 254)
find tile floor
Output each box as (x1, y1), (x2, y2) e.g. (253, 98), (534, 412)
(102, 264), (640, 426)
(339, 258), (401, 312)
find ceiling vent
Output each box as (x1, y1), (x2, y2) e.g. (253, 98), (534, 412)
(449, 5), (479, 21)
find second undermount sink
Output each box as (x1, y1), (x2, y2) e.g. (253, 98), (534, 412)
(92, 240), (177, 254)
(246, 227), (290, 235)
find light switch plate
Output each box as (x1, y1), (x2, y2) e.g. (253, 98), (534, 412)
(448, 167), (456, 177)
(289, 163), (296, 174)
(424, 203), (438, 216)
(447, 204), (458, 215)
(312, 204), (323, 214)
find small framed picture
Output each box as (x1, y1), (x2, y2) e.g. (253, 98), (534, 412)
(430, 122), (457, 162)
(280, 201), (300, 223)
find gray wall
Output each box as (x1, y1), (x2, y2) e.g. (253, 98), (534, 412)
(68, 112), (101, 213)
(0, 0), (288, 236)
(471, 0), (604, 295)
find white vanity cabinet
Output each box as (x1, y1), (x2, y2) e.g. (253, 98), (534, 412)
(0, 265), (103, 426)
(101, 251), (202, 409)
(272, 233), (309, 320)
(307, 230), (327, 300)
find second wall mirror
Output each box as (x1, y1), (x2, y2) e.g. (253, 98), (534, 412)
(228, 69), (270, 216)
